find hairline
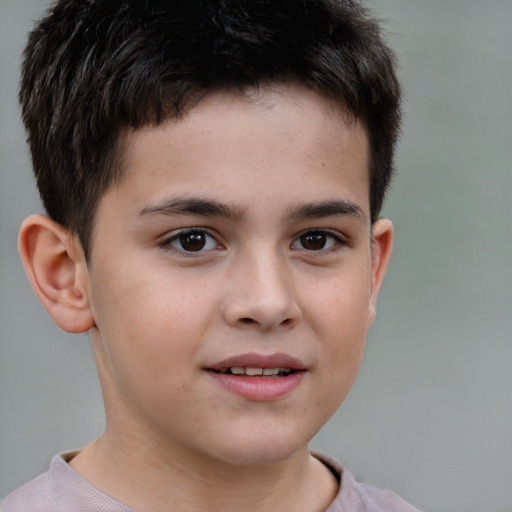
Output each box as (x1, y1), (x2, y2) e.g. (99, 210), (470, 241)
(82, 80), (369, 261)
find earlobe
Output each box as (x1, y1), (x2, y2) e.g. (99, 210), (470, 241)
(367, 218), (394, 326)
(18, 214), (94, 333)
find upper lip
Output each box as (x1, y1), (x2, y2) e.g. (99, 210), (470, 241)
(207, 352), (307, 371)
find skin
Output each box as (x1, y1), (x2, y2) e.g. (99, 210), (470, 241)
(19, 84), (393, 512)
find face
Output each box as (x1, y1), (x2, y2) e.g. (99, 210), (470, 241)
(83, 84), (392, 467)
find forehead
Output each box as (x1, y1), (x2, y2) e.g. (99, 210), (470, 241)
(171, 83), (364, 153)
(107, 84), (370, 222)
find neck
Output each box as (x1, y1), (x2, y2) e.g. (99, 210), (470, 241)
(70, 428), (337, 512)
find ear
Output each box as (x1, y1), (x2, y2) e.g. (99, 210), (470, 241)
(367, 218), (394, 326)
(18, 214), (94, 333)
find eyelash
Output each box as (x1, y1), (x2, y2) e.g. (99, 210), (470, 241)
(160, 227), (347, 256)
(290, 229), (348, 253)
(160, 228), (222, 255)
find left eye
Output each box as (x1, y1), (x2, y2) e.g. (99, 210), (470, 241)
(291, 230), (341, 251)
(165, 229), (219, 252)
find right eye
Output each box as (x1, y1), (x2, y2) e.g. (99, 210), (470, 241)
(290, 229), (346, 252)
(162, 228), (221, 253)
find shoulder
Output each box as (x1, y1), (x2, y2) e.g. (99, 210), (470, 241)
(313, 452), (421, 512)
(1, 452), (134, 512)
(350, 481), (421, 512)
(1, 472), (52, 512)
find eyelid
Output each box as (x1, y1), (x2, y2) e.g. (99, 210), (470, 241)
(159, 227), (224, 255)
(290, 228), (348, 251)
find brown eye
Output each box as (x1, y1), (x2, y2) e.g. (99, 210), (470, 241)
(179, 232), (207, 251)
(291, 230), (342, 251)
(300, 232), (328, 250)
(165, 229), (219, 253)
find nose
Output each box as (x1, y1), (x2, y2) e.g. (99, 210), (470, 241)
(222, 251), (302, 332)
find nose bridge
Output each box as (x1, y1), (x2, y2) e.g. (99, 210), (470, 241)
(223, 242), (301, 331)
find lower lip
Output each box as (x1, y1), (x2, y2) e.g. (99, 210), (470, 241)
(207, 371), (306, 401)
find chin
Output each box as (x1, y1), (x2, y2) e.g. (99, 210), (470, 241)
(204, 430), (309, 467)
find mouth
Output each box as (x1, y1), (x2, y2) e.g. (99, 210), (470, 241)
(206, 352), (306, 375)
(210, 367), (297, 377)
(205, 353), (307, 401)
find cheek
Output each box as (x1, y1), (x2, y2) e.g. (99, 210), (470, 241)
(312, 326), (366, 428)
(89, 270), (215, 405)
(306, 269), (372, 343)
(304, 272), (370, 415)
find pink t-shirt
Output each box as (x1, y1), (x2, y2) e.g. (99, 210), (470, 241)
(1, 452), (420, 511)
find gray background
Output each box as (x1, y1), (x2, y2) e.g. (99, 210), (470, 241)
(1, 1), (511, 511)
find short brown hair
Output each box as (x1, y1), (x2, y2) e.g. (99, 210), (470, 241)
(20, 0), (401, 258)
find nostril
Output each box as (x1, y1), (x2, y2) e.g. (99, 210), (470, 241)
(240, 318), (255, 324)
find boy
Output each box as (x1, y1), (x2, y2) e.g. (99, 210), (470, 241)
(2, 0), (419, 510)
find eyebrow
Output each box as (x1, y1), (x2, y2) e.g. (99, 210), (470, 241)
(138, 196), (246, 221)
(138, 196), (366, 223)
(286, 199), (366, 222)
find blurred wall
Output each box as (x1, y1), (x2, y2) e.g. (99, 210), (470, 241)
(1, 1), (511, 510)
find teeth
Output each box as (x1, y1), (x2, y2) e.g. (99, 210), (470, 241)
(220, 367), (292, 376)
(245, 367), (263, 376)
